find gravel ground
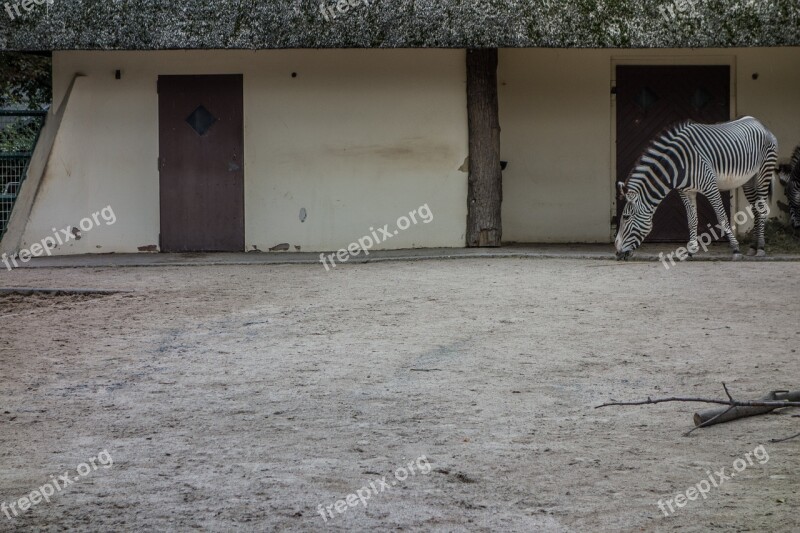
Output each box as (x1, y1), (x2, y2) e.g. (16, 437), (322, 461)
(0, 259), (798, 532)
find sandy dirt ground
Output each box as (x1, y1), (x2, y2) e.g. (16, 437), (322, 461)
(0, 258), (798, 532)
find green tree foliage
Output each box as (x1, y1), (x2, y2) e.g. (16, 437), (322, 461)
(0, 52), (50, 153)
(0, 117), (44, 152)
(0, 52), (51, 109)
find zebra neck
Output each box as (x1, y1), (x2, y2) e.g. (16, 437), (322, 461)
(629, 174), (672, 207)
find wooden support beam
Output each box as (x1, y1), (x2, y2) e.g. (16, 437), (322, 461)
(466, 48), (502, 247)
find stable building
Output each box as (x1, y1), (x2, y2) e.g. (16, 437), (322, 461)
(1, 1), (799, 256)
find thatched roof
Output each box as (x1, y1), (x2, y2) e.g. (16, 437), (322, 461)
(1, 0), (800, 51)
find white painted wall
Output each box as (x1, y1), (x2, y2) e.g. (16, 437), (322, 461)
(499, 49), (612, 243)
(19, 73), (157, 256)
(24, 50), (468, 255)
(498, 47), (800, 243)
(734, 48), (800, 231)
(241, 51), (467, 252)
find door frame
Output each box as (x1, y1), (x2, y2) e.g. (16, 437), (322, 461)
(609, 54), (736, 241)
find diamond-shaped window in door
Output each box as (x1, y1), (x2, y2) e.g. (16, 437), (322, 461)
(186, 105), (218, 136)
(634, 87), (659, 111)
(691, 87), (713, 110)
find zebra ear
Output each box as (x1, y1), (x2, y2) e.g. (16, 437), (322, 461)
(616, 181), (626, 200)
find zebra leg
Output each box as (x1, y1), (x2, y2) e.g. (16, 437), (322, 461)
(678, 190), (699, 256)
(704, 187), (742, 259)
(743, 167), (772, 257)
(742, 182), (765, 256)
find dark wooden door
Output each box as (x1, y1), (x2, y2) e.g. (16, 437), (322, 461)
(158, 75), (244, 252)
(616, 66), (730, 242)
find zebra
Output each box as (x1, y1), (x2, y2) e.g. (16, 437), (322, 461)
(778, 145), (800, 230)
(615, 116), (778, 261)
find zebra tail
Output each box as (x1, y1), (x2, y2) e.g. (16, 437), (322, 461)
(769, 171), (773, 202)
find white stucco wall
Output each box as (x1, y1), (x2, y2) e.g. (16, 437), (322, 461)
(499, 49), (612, 243)
(499, 47), (800, 243)
(22, 50), (468, 255)
(18, 73), (157, 256)
(734, 48), (800, 230)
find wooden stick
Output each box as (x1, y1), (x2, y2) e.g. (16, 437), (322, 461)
(771, 431), (800, 443)
(693, 390), (800, 427)
(596, 396), (800, 409)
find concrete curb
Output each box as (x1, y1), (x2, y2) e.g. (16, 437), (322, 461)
(5, 248), (800, 270)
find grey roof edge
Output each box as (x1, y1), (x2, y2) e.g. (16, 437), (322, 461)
(1, 1), (800, 51)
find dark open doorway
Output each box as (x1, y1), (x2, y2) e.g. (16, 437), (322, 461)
(616, 65), (731, 242)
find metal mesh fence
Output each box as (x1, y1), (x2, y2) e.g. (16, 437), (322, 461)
(0, 111), (46, 237)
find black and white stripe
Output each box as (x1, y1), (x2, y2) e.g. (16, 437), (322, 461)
(615, 116), (778, 259)
(779, 145), (800, 229)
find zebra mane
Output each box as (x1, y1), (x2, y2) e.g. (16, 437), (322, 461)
(623, 121), (693, 187)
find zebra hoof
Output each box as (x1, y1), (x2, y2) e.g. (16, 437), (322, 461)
(732, 252), (743, 261)
(756, 249), (766, 257)
(746, 247), (757, 256)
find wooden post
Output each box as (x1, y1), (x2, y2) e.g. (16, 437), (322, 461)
(466, 48), (502, 247)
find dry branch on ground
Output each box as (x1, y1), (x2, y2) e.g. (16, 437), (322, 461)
(596, 383), (800, 441)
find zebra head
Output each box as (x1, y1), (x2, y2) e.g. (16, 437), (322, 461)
(615, 181), (655, 260)
(778, 146), (800, 230)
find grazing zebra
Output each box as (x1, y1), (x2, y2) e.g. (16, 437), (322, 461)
(778, 145), (800, 230)
(615, 116), (778, 260)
